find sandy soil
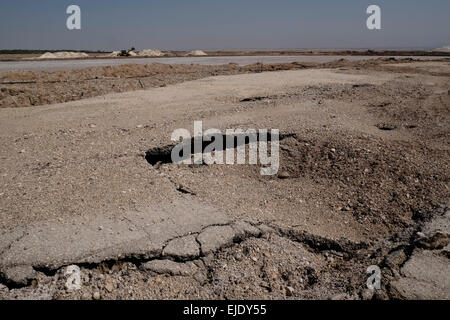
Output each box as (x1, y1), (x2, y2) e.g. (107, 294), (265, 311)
(1, 58), (449, 109)
(0, 59), (449, 300)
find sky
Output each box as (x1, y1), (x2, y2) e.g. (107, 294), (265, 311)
(0, 0), (449, 51)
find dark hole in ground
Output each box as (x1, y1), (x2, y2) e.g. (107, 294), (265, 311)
(145, 132), (295, 166)
(376, 123), (397, 131)
(352, 83), (375, 88)
(176, 185), (196, 195)
(240, 96), (270, 102)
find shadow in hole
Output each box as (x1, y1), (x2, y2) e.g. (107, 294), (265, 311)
(145, 132), (294, 166)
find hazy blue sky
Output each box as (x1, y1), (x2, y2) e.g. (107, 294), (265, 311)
(0, 0), (449, 50)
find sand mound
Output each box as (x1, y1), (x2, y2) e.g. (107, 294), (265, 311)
(434, 45), (450, 52)
(108, 51), (121, 57)
(186, 50), (207, 56)
(38, 52), (89, 59)
(138, 49), (165, 57)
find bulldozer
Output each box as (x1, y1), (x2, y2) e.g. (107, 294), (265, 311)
(118, 47), (136, 57)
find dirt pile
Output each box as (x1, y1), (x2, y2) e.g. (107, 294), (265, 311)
(38, 52), (89, 59)
(186, 50), (207, 56)
(138, 49), (165, 57)
(107, 51), (121, 57)
(434, 45), (450, 52)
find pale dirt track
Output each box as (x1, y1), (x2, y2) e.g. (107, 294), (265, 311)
(0, 61), (449, 299)
(0, 55), (444, 72)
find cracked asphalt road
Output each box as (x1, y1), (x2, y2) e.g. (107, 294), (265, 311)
(0, 61), (449, 299)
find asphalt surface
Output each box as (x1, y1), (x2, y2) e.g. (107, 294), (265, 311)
(0, 63), (448, 299)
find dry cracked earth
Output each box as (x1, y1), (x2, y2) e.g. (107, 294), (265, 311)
(0, 58), (449, 300)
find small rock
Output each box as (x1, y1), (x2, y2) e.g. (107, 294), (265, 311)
(110, 263), (121, 273)
(105, 283), (114, 292)
(384, 249), (407, 268)
(105, 278), (114, 292)
(141, 260), (195, 276)
(286, 286), (295, 296)
(278, 171), (290, 179)
(416, 232), (426, 239)
(417, 232), (450, 250)
(154, 275), (163, 284)
(93, 292), (101, 300)
(442, 245), (450, 259)
(202, 254), (214, 266)
(271, 273), (279, 281)
(0, 265), (36, 286)
(235, 252), (243, 261)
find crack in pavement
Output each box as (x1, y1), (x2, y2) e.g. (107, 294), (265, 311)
(1, 197), (448, 300)
(0, 227), (27, 257)
(386, 208), (450, 299)
(0, 199), (266, 286)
